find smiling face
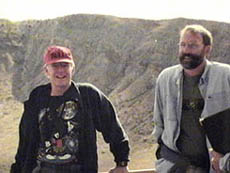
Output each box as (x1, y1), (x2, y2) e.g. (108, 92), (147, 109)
(178, 30), (211, 73)
(44, 62), (75, 96)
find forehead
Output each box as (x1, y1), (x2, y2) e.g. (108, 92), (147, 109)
(180, 31), (203, 44)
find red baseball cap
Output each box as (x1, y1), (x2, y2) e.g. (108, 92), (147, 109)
(43, 45), (74, 65)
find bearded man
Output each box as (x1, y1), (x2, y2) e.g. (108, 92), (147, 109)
(153, 24), (230, 173)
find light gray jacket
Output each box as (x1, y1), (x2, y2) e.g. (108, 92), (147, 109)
(153, 60), (230, 172)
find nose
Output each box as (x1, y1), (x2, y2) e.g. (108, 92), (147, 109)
(55, 65), (66, 73)
(180, 45), (192, 54)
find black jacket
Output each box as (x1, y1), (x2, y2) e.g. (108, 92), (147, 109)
(11, 82), (130, 173)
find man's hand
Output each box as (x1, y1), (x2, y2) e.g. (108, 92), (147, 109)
(210, 149), (224, 173)
(108, 166), (129, 173)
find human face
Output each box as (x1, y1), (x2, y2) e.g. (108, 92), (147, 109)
(179, 31), (210, 70)
(45, 62), (74, 95)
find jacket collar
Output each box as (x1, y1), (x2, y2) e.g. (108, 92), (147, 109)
(44, 81), (80, 100)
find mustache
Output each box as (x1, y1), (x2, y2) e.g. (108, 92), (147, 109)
(179, 52), (204, 69)
(180, 53), (202, 60)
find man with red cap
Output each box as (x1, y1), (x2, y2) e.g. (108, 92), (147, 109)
(11, 45), (130, 173)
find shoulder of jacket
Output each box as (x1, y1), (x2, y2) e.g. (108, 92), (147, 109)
(209, 61), (230, 70)
(160, 64), (181, 74)
(29, 83), (50, 99)
(77, 82), (101, 93)
(76, 83), (107, 104)
(206, 61), (230, 78)
(157, 64), (182, 82)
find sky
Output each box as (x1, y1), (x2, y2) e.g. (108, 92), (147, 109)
(0, 0), (229, 23)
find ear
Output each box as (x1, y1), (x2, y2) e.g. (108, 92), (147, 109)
(205, 45), (212, 55)
(72, 67), (75, 75)
(71, 63), (76, 75)
(43, 65), (50, 79)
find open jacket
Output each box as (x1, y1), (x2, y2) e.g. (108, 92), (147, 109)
(153, 60), (230, 172)
(11, 82), (130, 173)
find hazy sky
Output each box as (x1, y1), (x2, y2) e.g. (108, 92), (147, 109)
(0, 0), (229, 23)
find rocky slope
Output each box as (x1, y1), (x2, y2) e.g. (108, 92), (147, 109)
(0, 15), (230, 171)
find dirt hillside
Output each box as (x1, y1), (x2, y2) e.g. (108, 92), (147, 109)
(0, 15), (230, 172)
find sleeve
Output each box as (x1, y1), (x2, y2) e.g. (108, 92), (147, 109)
(152, 76), (164, 143)
(220, 153), (230, 171)
(218, 66), (230, 172)
(10, 101), (31, 173)
(92, 87), (130, 164)
(10, 88), (40, 173)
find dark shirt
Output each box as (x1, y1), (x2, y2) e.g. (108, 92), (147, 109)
(176, 73), (209, 168)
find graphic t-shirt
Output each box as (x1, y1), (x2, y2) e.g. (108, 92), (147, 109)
(177, 73), (209, 168)
(37, 96), (81, 164)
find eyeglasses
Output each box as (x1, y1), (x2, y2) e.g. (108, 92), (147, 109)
(178, 42), (203, 50)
